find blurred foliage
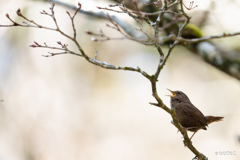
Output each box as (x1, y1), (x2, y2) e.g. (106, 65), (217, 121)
(182, 24), (203, 39)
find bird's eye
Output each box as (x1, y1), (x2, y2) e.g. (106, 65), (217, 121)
(177, 92), (180, 94)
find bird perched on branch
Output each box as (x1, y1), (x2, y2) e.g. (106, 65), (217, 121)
(166, 89), (224, 140)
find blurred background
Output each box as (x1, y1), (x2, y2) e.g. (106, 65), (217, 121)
(0, 0), (240, 160)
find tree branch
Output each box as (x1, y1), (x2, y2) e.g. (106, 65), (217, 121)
(2, 0), (237, 159)
(0, 1), (207, 159)
(37, 0), (240, 81)
(34, 0), (143, 38)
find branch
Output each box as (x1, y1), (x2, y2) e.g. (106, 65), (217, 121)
(41, 0), (240, 44)
(2, 1), (205, 159)
(106, 0), (240, 81)
(27, 2), (151, 80)
(1, 0), (234, 159)
(170, 31), (240, 44)
(0, 1), (152, 80)
(34, 0), (142, 38)
(196, 42), (240, 80)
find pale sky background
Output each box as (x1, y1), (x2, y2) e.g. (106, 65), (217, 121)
(0, 0), (240, 160)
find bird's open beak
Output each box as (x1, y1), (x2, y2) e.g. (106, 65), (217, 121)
(166, 89), (176, 97)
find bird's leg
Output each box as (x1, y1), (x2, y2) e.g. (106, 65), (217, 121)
(185, 126), (200, 140)
(189, 131), (197, 140)
(181, 126), (199, 139)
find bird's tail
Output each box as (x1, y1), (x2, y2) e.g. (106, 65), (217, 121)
(205, 116), (224, 125)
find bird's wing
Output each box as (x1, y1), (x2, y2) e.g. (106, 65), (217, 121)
(182, 103), (208, 127)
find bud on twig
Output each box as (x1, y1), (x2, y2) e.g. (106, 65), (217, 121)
(91, 37), (97, 41)
(105, 23), (111, 27)
(28, 44), (37, 48)
(85, 30), (93, 34)
(34, 41), (39, 45)
(78, 2), (81, 10)
(16, 8), (22, 16)
(57, 41), (62, 45)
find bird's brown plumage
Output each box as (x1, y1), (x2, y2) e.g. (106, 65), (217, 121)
(167, 89), (224, 140)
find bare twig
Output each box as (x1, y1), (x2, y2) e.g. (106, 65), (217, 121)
(66, 2), (81, 40)
(144, 0), (162, 7)
(169, 32), (240, 44)
(1, 2), (152, 80)
(183, 1), (198, 10)
(28, 41), (82, 57)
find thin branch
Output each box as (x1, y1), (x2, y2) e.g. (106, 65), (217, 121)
(154, 0), (191, 80)
(170, 32), (240, 44)
(66, 2), (81, 40)
(154, 0), (168, 38)
(35, 0), (240, 47)
(86, 24), (155, 45)
(144, 0), (162, 7)
(36, 0), (142, 38)
(183, 1), (198, 10)
(43, 51), (69, 57)
(21, 2), (151, 80)
(152, 0), (168, 82)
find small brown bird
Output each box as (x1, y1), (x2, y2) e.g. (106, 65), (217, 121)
(166, 89), (224, 140)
